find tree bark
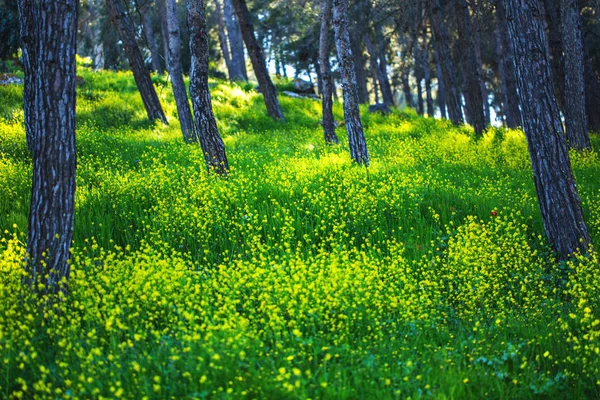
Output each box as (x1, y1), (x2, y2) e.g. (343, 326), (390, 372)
(350, 34), (370, 104)
(140, 3), (164, 75)
(19, 0), (77, 296)
(504, 0), (591, 258)
(422, 30), (434, 117)
(456, 0), (486, 135)
(495, 0), (522, 128)
(375, 25), (395, 106)
(165, 0), (195, 143)
(584, 43), (600, 132)
(401, 69), (414, 108)
(414, 40), (425, 115)
(542, 0), (566, 108)
(232, 0), (285, 121)
(215, 0), (234, 79)
(332, 0), (369, 165)
(434, 43), (447, 119)
(430, 0), (464, 125)
(224, 0), (248, 81)
(319, 0), (339, 144)
(88, 0), (105, 70)
(157, 0), (170, 71)
(106, 0), (168, 124)
(187, 0), (229, 175)
(364, 34), (381, 103)
(561, 0), (591, 150)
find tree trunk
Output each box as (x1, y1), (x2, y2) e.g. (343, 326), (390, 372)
(561, 0), (591, 150)
(430, 0), (464, 125)
(495, 0), (522, 128)
(422, 30), (434, 117)
(232, 0), (285, 121)
(215, 0), (234, 79)
(141, 4), (163, 75)
(504, 0), (591, 258)
(414, 41), (425, 115)
(584, 44), (600, 132)
(434, 43), (447, 119)
(19, 0), (77, 296)
(375, 25), (395, 106)
(17, 0), (36, 152)
(224, 0), (247, 81)
(319, 0), (339, 144)
(542, 0), (566, 108)
(88, 0), (105, 70)
(157, 0), (170, 71)
(332, 0), (369, 165)
(456, 0), (486, 135)
(187, 0), (229, 175)
(165, 0), (195, 143)
(349, 34), (370, 104)
(401, 69), (414, 108)
(474, 29), (491, 126)
(107, 0), (168, 124)
(364, 34), (381, 103)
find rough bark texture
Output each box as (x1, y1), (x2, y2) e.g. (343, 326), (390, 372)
(319, 0), (339, 144)
(141, 3), (163, 75)
(165, 0), (195, 143)
(106, 0), (168, 124)
(495, 0), (522, 128)
(561, 0), (591, 150)
(224, 0), (247, 81)
(215, 0), (234, 80)
(542, 0), (566, 108)
(456, 0), (486, 135)
(504, 0), (591, 258)
(232, 0), (285, 121)
(430, 0), (464, 125)
(19, 0), (77, 295)
(332, 0), (369, 165)
(187, 0), (230, 175)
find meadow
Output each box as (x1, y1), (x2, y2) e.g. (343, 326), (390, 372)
(0, 65), (599, 399)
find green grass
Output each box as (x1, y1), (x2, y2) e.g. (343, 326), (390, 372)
(0, 66), (600, 399)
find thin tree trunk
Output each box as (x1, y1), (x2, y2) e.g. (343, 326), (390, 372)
(430, 0), (464, 125)
(88, 0), (105, 70)
(414, 40), (425, 115)
(364, 34), (381, 103)
(157, 0), (170, 71)
(456, 0), (486, 135)
(232, 0), (285, 120)
(474, 30), (490, 126)
(584, 44), (600, 132)
(224, 0), (247, 81)
(19, 0), (77, 296)
(165, 0), (195, 143)
(561, 0), (591, 150)
(187, 0), (229, 175)
(319, 0), (339, 144)
(332, 0), (369, 165)
(495, 0), (522, 128)
(422, 30), (434, 117)
(401, 70), (414, 108)
(375, 25), (395, 106)
(434, 43), (447, 119)
(107, 0), (168, 124)
(141, 3), (163, 75)
(215, 0), (234, 79)
(504, 0), (591, 258)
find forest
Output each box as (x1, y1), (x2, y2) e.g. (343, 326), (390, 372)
(1, 0), (600, 398)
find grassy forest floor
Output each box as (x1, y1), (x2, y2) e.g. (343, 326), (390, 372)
(1, 64), (600, 399)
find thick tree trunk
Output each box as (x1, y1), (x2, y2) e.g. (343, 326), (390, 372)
(561, 0), (591, 150)
(434, 44), (447, 119)
(349, 34), (370, 104)
(187, 0), (229, 175)
(141, 4), (163, 75)
(430, 0), (464, 125)
(375, 25), (395, 106)
(542, 0), (566, 108)
(332, 0), (369, 165)
(19, 0), (77, 296)
(504, 0), (591, 258)
(495, 0), (522, 128)
(232, 0), (285, 121)
(215, 0), (234, 79)
(165, 0), (195, 143)
(319, 0), (339, 144)
(107, 0), (168, 124)
(224, 0), (247, 81)
(401, 70), (414, 108)
(456, 0), (486, 135)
